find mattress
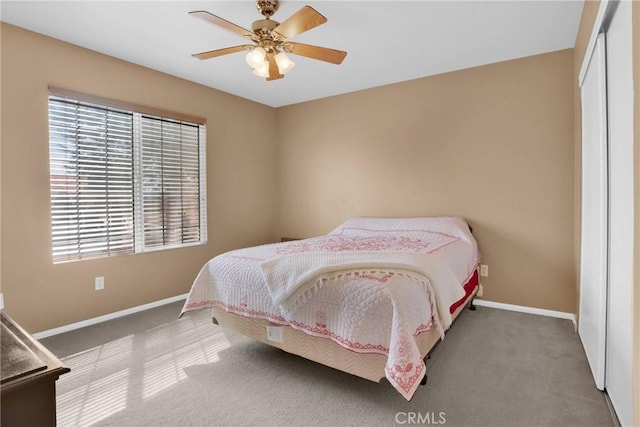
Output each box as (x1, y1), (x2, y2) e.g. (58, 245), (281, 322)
(210, 274), (478, 385)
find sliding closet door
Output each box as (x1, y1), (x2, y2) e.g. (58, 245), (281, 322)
(578, 33), (608, 391)
(604, 1), (634, 425)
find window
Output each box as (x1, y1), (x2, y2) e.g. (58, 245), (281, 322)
(48, 89), (206, 263)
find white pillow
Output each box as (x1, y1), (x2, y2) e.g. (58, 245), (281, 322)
(328, 216), (473, 242)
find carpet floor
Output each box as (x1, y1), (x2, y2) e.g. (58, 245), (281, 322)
(41, 302), (615, 427)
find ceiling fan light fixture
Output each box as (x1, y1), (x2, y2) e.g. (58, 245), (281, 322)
(275, 52), (295, 74)
(252, 60), (270, 78)
(245, 46), (266, 68)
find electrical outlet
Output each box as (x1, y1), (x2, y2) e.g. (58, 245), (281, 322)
(266, 326), (283, 343)
(0, 293), (4, 310)
(480, 265), (489, 277)
(476, 284), (484, 298)
(95, 276), (105, 290)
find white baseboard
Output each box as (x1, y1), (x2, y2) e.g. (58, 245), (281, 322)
(473, 299), (577, 329)
(33, 293), (188, 340)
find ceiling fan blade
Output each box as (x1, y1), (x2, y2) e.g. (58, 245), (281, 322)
(272, 6), (327, 39)
(285, 42), (347, 65)
(192, 45), (255, 60)
(266, 55), (284, 81)
(190, 10), (256, 40)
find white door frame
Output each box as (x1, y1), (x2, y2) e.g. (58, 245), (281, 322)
(603, 1), (634, 425)
(578, 0), (612, 86)
(578, 32), (609, 390)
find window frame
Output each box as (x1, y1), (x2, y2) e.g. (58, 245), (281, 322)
(48, 87), (207, 263)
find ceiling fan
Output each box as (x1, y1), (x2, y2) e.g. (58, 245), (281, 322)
(190, 0), (347, 81)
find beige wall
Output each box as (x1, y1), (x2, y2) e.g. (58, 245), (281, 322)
(276, 49), (576, 313)
(0, 23), (278, 332)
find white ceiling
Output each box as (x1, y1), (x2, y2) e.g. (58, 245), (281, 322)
(1, 1), (584, 108)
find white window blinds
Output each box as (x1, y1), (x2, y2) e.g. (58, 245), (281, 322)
(137, 116), (203, 249)
(48, 93), (207, 263)
(49, 98), (134, 262)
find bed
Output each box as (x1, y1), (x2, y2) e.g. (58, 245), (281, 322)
(181, 216), (480, 400)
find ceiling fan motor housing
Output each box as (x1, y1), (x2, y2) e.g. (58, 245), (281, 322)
(252, 19), (281, 52)
(252, 19), (279, 35)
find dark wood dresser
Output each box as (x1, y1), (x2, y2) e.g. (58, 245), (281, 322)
(1, 312), (69, 426)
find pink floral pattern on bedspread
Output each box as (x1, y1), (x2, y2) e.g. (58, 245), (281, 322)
(274, 235), (434, 254)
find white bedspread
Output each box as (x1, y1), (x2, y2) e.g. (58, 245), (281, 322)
(181, 217), (480, 400)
